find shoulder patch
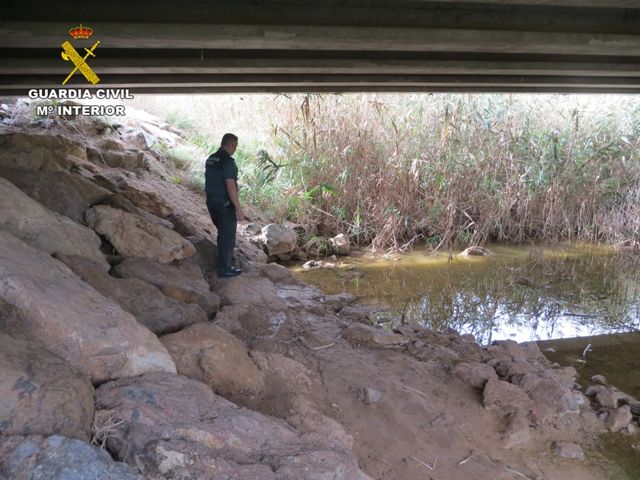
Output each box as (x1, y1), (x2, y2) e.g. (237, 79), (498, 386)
(206, 156), (221, 167)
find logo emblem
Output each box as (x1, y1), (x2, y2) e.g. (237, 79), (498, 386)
(61, 25), (100, 85)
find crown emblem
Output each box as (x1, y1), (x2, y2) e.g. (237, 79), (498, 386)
(68, 24), (93, 40)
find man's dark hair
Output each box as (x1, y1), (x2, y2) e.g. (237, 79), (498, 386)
(221, 133), (238, 146)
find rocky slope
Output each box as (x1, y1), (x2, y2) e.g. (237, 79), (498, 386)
(0, 100), (634, 479)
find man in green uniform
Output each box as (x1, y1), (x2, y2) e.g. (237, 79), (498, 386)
(205, 133), (246, 277)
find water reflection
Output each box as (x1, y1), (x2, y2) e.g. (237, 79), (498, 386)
(291, 244), (640, 343)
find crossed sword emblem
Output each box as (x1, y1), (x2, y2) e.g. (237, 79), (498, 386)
(61, 40), (100, 85)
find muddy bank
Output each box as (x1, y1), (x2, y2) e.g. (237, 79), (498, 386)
(0, 100), (634, 479)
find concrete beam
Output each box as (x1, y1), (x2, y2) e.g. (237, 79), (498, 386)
(2, 0), (639, 94)
(2, 22), (640, 56)
(4, 1), (639, 34)
(3, 57), (640, 77)
(4, 74), (639, 89)
(4, 86), (640, 96)
(428, 1), (640, 7)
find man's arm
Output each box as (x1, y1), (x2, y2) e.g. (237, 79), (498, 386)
(225, 179), (245, 221)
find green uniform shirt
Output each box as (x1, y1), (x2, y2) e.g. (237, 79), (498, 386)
(204, 147), (238, 206)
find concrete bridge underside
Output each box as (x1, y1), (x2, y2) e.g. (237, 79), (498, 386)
(2, 0), (640, 94)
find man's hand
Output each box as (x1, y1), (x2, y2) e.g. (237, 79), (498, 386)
(225, 179), (245, 221)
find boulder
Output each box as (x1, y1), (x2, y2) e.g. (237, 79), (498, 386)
(185, 235), (219, 275)
(541, 366), (578, 390)
(0, 177), (109, 270)
(99, 192), (175, 230)
(95, 373), (369, 480)
(342, 323), (408, 349)
(606, 405), (633, 432)
(339, 305), (374, 325)
(0, 231), (176, 384)
(329, 233), (351, 255)
(454, 362), (499, 389)
(483, 379), (532, 411)
(255, 262), (295, 283)
(92, 172), (174, 218)
(213, 304), (291, 340)
(86, 205), (196, 264)
(0, 435), (142, 480)
(591, 374), (609, 386)
(585, 384), (607, 398)
(55, 254), (207, 335)
(596, 388), (626, 409)
(494, 360), (535, 380)
(502, 411), (531, 448)
(0, 168), (111, 224)
(218, 273), (287, 310)
(492, 340), (545, 362)
(409, 341), (461, 363)
(525, 378), (578, 414)
(256, 223), (297, 256)
(87, 146), (153, 171)
(0, 131), (95, 173)
(323, 292), (357, 312)
(553, 441), (585, 460)
(113, 257), (220, 315)
(0, 333), (94, 441)
(160, 323), (265, 398)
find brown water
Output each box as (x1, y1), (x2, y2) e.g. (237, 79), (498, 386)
(290, 244), (640, 344)
(290, 243), (640, 478)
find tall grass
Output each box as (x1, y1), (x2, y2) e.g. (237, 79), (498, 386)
(267, 94), (640, 251)
(127, 94), (640, 251)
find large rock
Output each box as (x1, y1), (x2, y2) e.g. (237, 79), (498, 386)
(218, 273), (287, 310)
(185, 235), (219, 275)
(0, 333), (94, 441)
(454, 362), (499, 390)
(553, 441), (585, 460)
(342, 323), (408, 349)
(87, 146), (153, 171)
(113, 257), (220, 315)
(502, 411), (531, 448)
(256, 223), (297, 256)
(596, 387), (626, 409)
(0, 168), (112, 224)
(483, 379), (532, 411)
(254, 261), (295, 283)
(56, 254), (207, 335)
(92, 171), (174, 218)
(213, 304), (291, 340)
(329, 233), (351, 255)
(0, 130), (95, 173)
(606, 405), (633, 432)
(522, 377), (578, 414)
(95, 373), (369, 480)
(86, 205), (196, 264)
(0, 177), (109, 270)
(0, 231), (176, 384)
(0, 435), (142, 480)
(160, 323), (265, 398)
(100, 192), (175, 230)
